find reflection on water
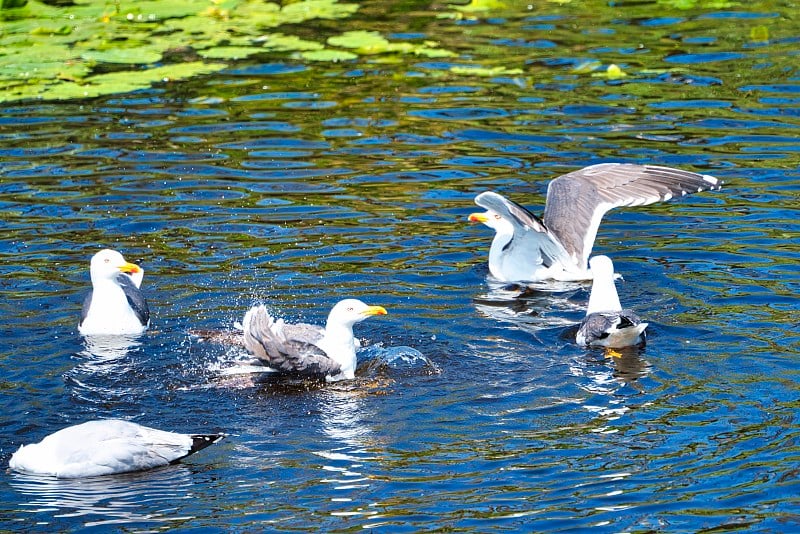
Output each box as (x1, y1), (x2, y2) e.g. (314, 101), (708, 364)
(317, 389), (375, 449)
(473, 285), (586, 339)
(313, 389), (383, 521)
(570, 347), (652, 398)
(1, 0), (799, 530)
(64, 336), (149, 408)
(80, 335), (142, 361)
(8, 466), (197, 528)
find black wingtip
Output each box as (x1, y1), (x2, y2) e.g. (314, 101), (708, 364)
(188, 433), (226, 456)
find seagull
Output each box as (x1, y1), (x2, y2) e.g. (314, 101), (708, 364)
(8, 419), (225, 478)
(576, 255), (648, 348)
(242, 299), (388, 381)
(78, 249), (150, 336)
(468, 163), (722, 283)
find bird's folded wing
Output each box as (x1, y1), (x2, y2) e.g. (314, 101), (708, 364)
(33, 421), (191, 477)
(243, 306), (341, 377)
(116, 273), (150, 326)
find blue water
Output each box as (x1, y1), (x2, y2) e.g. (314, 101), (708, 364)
(2, 1), (800, 532)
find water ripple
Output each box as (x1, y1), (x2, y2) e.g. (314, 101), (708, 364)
(1, 3), (798, 532)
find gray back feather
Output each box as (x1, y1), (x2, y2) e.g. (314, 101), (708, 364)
(577, 309), (643, 345)
(79, 291), (93, 326)
(243, 306), (341, 377)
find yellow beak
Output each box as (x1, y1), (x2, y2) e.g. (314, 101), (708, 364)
(468, 212), (488, 223)
(363, 305), (388, 317)
(118, 261), (141, 274)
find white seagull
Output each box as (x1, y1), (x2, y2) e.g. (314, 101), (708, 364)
(469, 163), (722, 283)
(576, 255), (648, 348)
(9, 419), (225, 478)
(78, 249), (150, 336)
(242, 299), (387, 381)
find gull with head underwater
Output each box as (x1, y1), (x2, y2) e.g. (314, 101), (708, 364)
(576, 255), (648, 348)
(9, 419), (224, 478)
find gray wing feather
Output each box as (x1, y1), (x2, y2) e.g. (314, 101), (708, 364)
(577, 309), (642, 345)
(79, 291), (93, 326)
(544, 163), (722, 268)
(116, 273), (150, 327)
(243, 306), (341, 377)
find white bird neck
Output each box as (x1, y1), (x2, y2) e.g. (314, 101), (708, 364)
(92, 278), (128, 304)
(317, 322), (357, 378)
(586, 269), (623, 314)
(91, 271), (114, 288)
(488, 230), (514, 278)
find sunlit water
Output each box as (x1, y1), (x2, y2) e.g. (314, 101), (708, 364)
(2, 1), (799, 531)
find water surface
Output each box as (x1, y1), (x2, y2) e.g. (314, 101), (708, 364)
(1, 0), (799, 531)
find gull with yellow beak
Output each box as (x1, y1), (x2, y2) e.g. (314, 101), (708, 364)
(78, 249), (150, 336)
(242, 299), (387, 381)
(469, 163), (722, 283)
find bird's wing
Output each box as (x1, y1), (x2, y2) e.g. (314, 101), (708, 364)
(242, 305), (342, 377)
(23, 421), (189, 477)
(116, 273), (150, 327)
(577, 312), (618, 345)
(474, 191), (572, 268)
(543, 163), (721, 269)
(577, 309), (645, 346)
(79, 291), (93, 327)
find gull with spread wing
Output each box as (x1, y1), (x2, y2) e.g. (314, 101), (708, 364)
(469, 163), (722, 283)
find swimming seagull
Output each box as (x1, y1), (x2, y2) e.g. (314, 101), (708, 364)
(242, 299), (388, 381)
(78, 249), (150, 336)
(8, 419), (225, 478)
(576, 255), (648, 348)
(469, 163), (722, 283)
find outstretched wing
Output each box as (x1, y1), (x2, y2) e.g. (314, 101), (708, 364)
(543, 163), (722, 269)
(242, 305), (341, 377)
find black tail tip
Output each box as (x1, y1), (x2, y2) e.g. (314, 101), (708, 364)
(189, 433), (226, 455)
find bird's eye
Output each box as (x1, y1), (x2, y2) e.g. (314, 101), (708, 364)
(493, 214), (502, 220)
(103, 258), (110, 263)
(347, 307), (354, 312)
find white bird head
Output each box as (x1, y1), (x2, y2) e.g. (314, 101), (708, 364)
(326, 299), (387, 329)
(89, 249), (143, 287)
(468, 210), (513, 235)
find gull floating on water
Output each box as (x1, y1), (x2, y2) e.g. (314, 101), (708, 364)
(469, 163), (722, 283)
(242, 299), (387, 381)
(78, 249), (150, 336)
(576, 255), (648, 348)
(9, 419), (224, 478)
